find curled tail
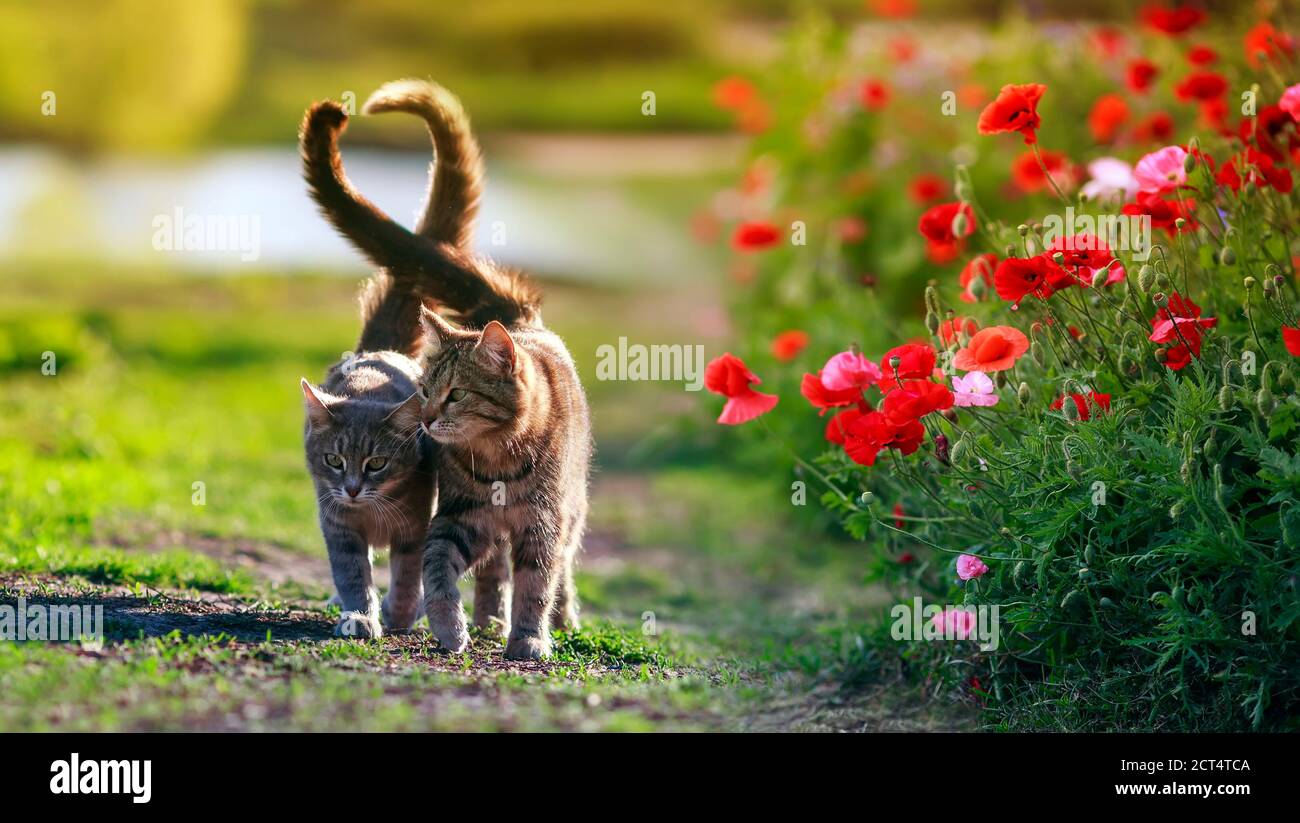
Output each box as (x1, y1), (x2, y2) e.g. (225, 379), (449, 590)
(364, 79), (483, 250)
(299, 96), (540, 355)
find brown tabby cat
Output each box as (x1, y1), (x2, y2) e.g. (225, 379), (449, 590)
(298, 79), (485, 638)
(302, 79), (591, 659)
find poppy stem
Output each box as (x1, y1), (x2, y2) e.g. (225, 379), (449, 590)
(1032, 143), (1072, 205)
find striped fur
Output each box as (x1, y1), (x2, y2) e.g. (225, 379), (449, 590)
(298, 79), (497, 637)
(418, 312), (591, 660)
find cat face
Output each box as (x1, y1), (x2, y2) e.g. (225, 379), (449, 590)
(302, 380), (425, 511)
(418, 319), (521, 445)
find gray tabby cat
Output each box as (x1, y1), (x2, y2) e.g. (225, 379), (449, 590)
(302, 78), (591, 660)
(298, 79), (485, 638)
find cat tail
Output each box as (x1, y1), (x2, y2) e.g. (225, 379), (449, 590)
(362, 78), (483, 250)
(299, 99), (542, 347)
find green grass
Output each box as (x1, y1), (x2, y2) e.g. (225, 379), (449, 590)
(0, 266), (970, 731)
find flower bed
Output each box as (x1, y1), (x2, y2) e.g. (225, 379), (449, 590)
(699, 4), (1300, 730)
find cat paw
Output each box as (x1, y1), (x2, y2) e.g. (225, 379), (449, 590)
(426, 602), (469, 653)
(381, 594), (422, 633)
(335, 611), (382, 639)
(504, 634), (551, 661)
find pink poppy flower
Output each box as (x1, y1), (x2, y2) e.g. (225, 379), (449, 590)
(1281, 84), (1300, 122)
(820, 350), (884, 392)
(957, 553), (990, 580)
(1080, 157), (1139, 203)
(930, 607), (977, 640)
(1134, 146), (1188, 194)
(951, 371), (999, 407)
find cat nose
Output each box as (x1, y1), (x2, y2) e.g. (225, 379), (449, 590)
(422, 407), (438, 426)
(345, 484), (361, 498)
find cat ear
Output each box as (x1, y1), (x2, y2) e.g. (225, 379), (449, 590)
(418, 306), (457, 355)
(384, 391), (424, 432)
(301, 378), (336, 430)
(474, 321), (516, 374)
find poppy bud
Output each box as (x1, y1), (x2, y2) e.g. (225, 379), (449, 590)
(1180, 458), (1192, 483)
(1152, 292), (1168, 308)
(1029, 342), (1044, 368)
(1213, 464), (1228, 512)
(859, 491), (874, 506)
(933, 433), (949, 465)
(950, 432), (971, 465)
(1263, 280), (1277, 299)
(1188, 136), (1199, 152)
(1062, 399), (1080, 422)
(1219, 247), (1236, 266)
(1084, 544), (1096, 566)
(1218, 385), (1234, 411)
(888, 355), (901, 370)
(1257, 387), (1276, 416)
(1005, 244), (1017, 258)
(1169, 500), (1185, 520)
(1052, 251), (1065, 266)
(1099, 596), (1117, 610)
(924, 285), (940, 315)
(1017, 382), (1031, 407)
(1203, 433), (1217, 458)
(925, 311), (940, 334)
(1090, 268), (1109, 289)
(1243, 276), (1256, 290)
(968, 274), (987, 300)
(1060, 589), (1085, 616)
(1155, 272), (1170, 290)
(1183, 151), (1196, 174)
(1012, 560), (1028, 588)
(1281, 502), (1299, 547)
(1137, 264), (1154, 293)
(1174, 217), (1187, 230)
(1017, 223), (1029, 237)
(951, 210), (969, 237)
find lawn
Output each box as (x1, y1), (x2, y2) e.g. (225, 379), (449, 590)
(0, 266), (973, 731)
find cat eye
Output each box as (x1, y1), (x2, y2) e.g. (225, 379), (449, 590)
(365, 457), (388, 472)
(447, 388), (468, 402)
(324, 453), (345, 470)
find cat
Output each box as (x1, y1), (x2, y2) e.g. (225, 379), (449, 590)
(298, 79), (486, 638)
(301, 78), (591, 660)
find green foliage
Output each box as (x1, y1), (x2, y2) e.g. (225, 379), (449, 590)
(715, 10), (1300, 730)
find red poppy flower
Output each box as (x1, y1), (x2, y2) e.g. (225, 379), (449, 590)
(1200, 97), (1231, 135)
(1149, 293), (1216, 369)
(1088, 94), (1129, 143)
(704, 353), (778, 425)
(1122, 192), (1197, 236)
(870, 0), (917, 18)
(1135, 112), (1175, 142)
(1187, 44), (1218, 64)
(1051, 392), (1112, 421)
(771, 330), (809, 362)
(1091, 26), (1125, 59)
(713, 76), (757, 109)
(800, 371), (862, 415)
(959, 253), (998, 303)
(893, 503), (906, 529)
(1140, 4), (1205, 36)
(843, 411), (925, 466)
(1011, 149), (1074, 194)
(908, 173), (947, 204)
(825, 407), (866, 445)
(952, 326), (1030, 372)
(978, 83), (1047, 145)
(994, 255), (1072, 304)
(888, 35), (917, 63)
(878, 343), (937, 389)
(1283, 327), (1300, 357)
(917, 201), (975, 262)
(1217, 148), (1293, 195)
(883, 379), (955, 423)
(1240, 105), (1300, 164)
(860, 78), (891, 111)
(1047, 234), (1121, 285)
(1245, 22), (1295, 69)
(1175, 71), (1228, 103)
(1126, 59), (1159, 94)
(732, 221), (781, 252)
(938, 316), (979, 346)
